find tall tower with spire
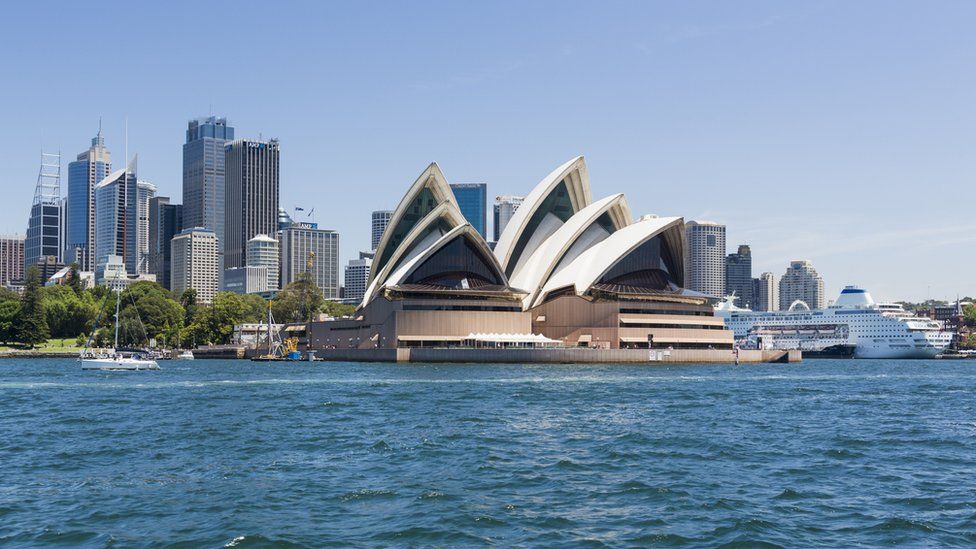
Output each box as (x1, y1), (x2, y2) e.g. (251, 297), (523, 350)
(24, 151), (63, 274)
(66, 122), (112, 270)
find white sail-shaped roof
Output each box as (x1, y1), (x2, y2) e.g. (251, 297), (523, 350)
(537, 216), (685, 303)
(360, 201), (467, 308)
(370, 162), (459, 282)
(509, 193), (632, 308)
(383, 224), (507, 290)
(494, 156), (592, 278)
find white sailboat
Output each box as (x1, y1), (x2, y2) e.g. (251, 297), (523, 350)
(80, 290), (159, 371)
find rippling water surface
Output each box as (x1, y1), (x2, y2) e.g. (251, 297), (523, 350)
(1, 358), (975, 546)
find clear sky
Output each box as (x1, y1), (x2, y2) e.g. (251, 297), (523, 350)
(1, 1), (973, 302)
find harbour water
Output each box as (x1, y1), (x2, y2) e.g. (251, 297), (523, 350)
(1, 358), (975, 546)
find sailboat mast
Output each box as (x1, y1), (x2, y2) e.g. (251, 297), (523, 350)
(114, 291), (121, 349)
(268, 302), (273, 356)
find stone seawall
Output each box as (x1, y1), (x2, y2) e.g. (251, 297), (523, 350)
(312, 348), (799, 364)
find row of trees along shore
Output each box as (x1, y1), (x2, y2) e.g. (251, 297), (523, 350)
(0, 264), (355, 349)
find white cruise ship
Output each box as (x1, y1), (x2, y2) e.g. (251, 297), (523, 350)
(715, 286), (952, 359)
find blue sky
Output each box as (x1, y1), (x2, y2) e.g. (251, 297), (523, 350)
(1, 1), (973, 302)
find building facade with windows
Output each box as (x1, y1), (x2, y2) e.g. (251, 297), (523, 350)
(492, 195), (524, 243)
(66, 127), (111, 270)
(0, 235), (25, 286)
(182, 117), (234, 251)
(279, 225), (339, 299)
(93, 158), (142, 280)
(725, 244), (753, 309)
(684, 220), (726, 297)
(224, 138), (279, 270)
(450, 183), (488, 238)
(779, 260), (825, 310)
(224, 265), (270, 295)
(371, 210), (392, 250)
(245, 234), (279, 291)
(148, 197), (183, 289)
(343, 254), (371, 304)
(753, 271), (778, 312)
(170, 228), (219, 304)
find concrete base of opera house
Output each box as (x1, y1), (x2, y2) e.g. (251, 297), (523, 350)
(310, 347), (801, 364)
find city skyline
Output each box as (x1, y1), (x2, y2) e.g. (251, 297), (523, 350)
(1, 2), (974, 301)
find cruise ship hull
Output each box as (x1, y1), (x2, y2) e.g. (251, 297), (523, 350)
(715, 287), (952, 360)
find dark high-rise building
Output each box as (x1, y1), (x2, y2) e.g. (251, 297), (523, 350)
(148, 197), (183, 289)
(182, 116), (234, 251)
(224, 138), (279, 270)
(725, 244), (753, 308)
(450, 183), (487, 238)
(25, 152), (63, 272)
(66, 127), (111, 270)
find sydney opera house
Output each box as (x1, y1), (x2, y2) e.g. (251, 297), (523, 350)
(308, 156), (734, 351)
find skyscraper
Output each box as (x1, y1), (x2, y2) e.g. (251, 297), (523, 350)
(343, 253), (371, 305)
(279, 225), (339, 299)
(135, 180), (156, 273)
(170, 228), (219, 304)
(245, 234), (280, 291)
(0, 235), (25, 286)
(148, 197), (183, 289)
(224, 138), (279, 270)
(725, 244), (753, 308)
(93, 157), (140, 280)
(753, 272), (779, 312)
(779, 260), (825, 310)
(371, 210), (392, 250)
(450, 183), (487, 238)
(492, 195), (524, 242)
(66, 127), (111, 269)
(684, 220), (726, 297)
(25, 151), (63, 272)
(182, 116), (234, 251)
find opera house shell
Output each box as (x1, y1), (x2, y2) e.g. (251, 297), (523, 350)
(309, 157), (733, 351)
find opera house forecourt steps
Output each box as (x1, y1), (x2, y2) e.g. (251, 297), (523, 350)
(308, 156), (796, 364)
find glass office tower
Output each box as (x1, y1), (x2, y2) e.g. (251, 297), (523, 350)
(65, 128), (111, 270)
(450, 183), (487, 238)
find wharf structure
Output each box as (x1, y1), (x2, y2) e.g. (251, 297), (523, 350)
(308, 157), (791, 363)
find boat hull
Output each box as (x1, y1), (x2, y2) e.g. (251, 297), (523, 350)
(81, 358), (160, 371)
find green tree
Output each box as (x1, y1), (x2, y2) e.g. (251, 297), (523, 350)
(321, 300), (355, 318)
(16, 266), (49, 347)
(41, 285), (100, 339)
(179, 288), (199, 327)
(119, 281), (184, 346)
(0, 300), (20, 344)
(0, 286), (20, 303)
(273, 272), (325, 323)
(964, 304), (976, 328)
(67, 262), (82, 295)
